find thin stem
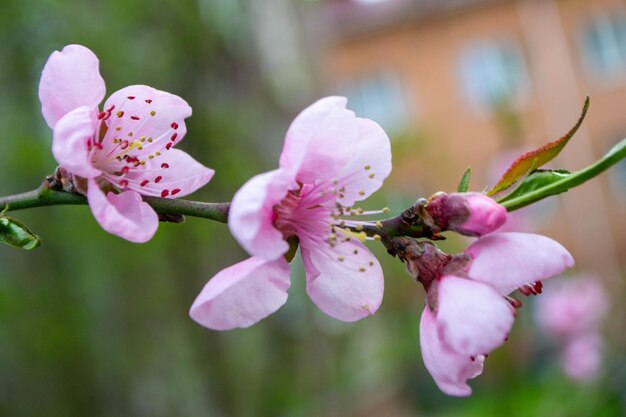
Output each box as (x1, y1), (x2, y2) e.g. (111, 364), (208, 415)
(0, 183), (230, 223)
(501, 138), (626, 211)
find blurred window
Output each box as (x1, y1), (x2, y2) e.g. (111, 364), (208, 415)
(458, 40), (529, 112)
(343, 70), (408, 133)
(579, 14), (626, 79)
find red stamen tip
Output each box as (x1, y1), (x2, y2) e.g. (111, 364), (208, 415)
(161, 189), (170, 198)
(154, 176), (162, 183)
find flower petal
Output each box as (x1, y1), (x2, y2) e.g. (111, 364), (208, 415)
(52, 106), (102, 178)
(301, 235), (383, 322)
(466, 232), (575, 295)
(189, 256), (291, 330)
(39, 44), (105, 128)
(420, 307), (484, 397)
(279, 96), (359, 183)
(87, 179), (158, 243)
(333, 117), (392, 206)
(436, 275), (514, 356)
(101, 85), (191, 157)
(122, 149), (214, 198)
(229, 168), (295, 260)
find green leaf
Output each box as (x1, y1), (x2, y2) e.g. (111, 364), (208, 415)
(0, 215), (41, 250)
(487, 97), (589, 196)
(497, 169), (571, 203)
(456, 167), (471, 192)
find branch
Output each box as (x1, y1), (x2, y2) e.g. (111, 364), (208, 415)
(0, 180), (230, 223)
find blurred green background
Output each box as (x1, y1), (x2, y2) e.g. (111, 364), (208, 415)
(0, 0), (624, 416)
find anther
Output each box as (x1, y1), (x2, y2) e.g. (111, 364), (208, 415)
(150, 110), (156, 116)
(170, 122), (178, 129)
(369, 173), (375, 179)
(338, 256), (345, 262)
(382, 207), (390, 213)
(145, 99), (152, 103)
(171, 188), (181, 195)
(127, 96), (135, 100)
(373, 234), (381, 241)
(131, 115), (140, 120)
(140, 180), (149, 187)
(161, 189), (170, 198)
(161, 163), (169, 169)
(170, 133), (177, 142)
(375, 221), (383, 228)
(154, 176), (162, 183)
(358, 191), (365, 196)
(364, 164), (371, 170)
(116, 111), (124, 117)
(359, 267), (366, 272)
(119, 180), (128, 188)
(165, 142), (173, 150)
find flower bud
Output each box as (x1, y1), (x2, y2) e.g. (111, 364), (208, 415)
(426, 192), (506, 237)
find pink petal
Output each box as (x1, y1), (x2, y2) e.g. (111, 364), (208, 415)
(333, 117), (392, 206)
(122, 149), (214, 198)
(87, 178), (158, 243)
(455, 193), (507, 237)
(420, 307), (484, 397)
(229, 168), (296, 260)
(189, 256), (291, 330)
(101, 85), (191, 156)
(436, 275), (514, 356)
(52, 106), (102, 179)
(466, 232), (575, 295)
(301, 236), (383, 322)
(39, 44), (105, 128)
(279, 97), (359, 183)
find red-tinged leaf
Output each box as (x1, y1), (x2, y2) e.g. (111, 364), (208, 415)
(487, 97), (589, 196)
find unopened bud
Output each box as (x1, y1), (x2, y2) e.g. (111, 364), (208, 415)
(426, 192), (506, 237)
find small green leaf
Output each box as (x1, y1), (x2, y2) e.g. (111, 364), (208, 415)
(456, 167), (472, 192)
(497, 169), (571, 203)
(0, 216), (41, 250)
(488, 97), (589, 196)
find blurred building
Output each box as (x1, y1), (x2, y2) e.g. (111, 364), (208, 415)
(318, 0), (626, 279)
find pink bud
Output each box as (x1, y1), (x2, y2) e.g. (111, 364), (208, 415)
(427, 192), (506, 237)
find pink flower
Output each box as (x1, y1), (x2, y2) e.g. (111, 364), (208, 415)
(190, 97), (391, 329)
(420, 232), (574, 396)
(535, 277), (608, 381)
(426, 192), (507, 237)
(39, 44), (214, 242)
(560, 333), (604, 382)
(535, 277), (608, 337)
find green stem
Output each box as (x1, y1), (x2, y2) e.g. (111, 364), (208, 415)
(501, 138), (626, 211)
(0, 184), (230, 223)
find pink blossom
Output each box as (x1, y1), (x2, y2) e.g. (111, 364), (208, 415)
(191, 97), (391, 329)
(426, 192), (507, 237)
(535, 277), (608, 337)
(39, 44), (214, 242)
(420, 232), (574, 396)
(535, 277), (608, 381)
(560, 333), (604, 382)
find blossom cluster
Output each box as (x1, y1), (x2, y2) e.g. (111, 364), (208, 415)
(38, 44), (587, 396)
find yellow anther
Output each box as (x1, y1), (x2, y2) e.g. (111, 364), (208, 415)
(155, 152), (161, 156)
(358, 190), (365, 196)
(150, 110), (156, 116)
(369, 173), (375, 179)
(382, 207), (390, 213)
(147, 138), (153, 143)
(357, 207), (364, 214)
(359, 267), (366, 272)
(338, 256), (345, 262)
(148, 155), (154, 159)
(140, 136), (146, 142)
(356, 224), (363, 231)
(364, 164), (371, 170)
(369, 261), (374, 267)
(376, 221), (383, 228)
(115, 126), (121, 131)
(373, 234), (381, 241)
